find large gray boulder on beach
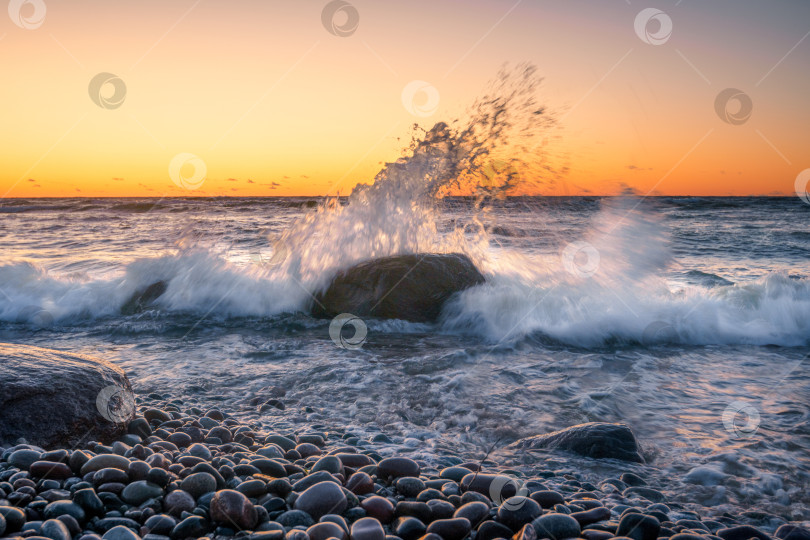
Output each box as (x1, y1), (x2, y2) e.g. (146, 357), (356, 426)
(0, 343), (135, 448)
(311, 253), (485, 322)
(510, 422), (644, 463)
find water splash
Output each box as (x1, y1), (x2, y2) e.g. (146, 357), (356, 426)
(270, 64), (557, 289)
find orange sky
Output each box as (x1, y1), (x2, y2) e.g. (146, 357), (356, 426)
(1, 0), (809, 197)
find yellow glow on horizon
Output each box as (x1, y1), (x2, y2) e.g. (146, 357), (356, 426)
(2, 1), (808, 198)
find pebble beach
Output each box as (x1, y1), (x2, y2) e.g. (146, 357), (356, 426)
(2, 392), (808, 540)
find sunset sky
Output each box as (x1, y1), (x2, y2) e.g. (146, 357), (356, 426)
(2, 0), (809, 197)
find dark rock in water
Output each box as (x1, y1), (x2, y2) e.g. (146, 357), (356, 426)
(510, 422), (644, 463)
(120, 281), (167, 315)
(0, 343), (134, 448)
(311, 253), (485, 322)
(623, 486), (666, 503)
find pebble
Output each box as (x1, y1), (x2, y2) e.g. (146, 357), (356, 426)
(8, 449), (42, 469)
(143, 514), (176, 536)
(360, 496), (395, 523)
(171, 515), (208, 538)
(377, 457), (420, 480)
(30, 461), (73, 479)
(121, 481), (163, 505)
(531, 513), (581, 540)
(616, 512), (661, 540)
(162, 490), (195, 517)
(351, 517), (386, 540)
(346, 472), (375, 495)
(179, 471), (217, 499)
(43, 501), (86, 522)
(101, 525), (141, 540)
(81, 455), (131, 475)
(40, 519), (72, 540)
(497, 496), (542, 531)
(453, 501), (490, 526)
(776, 525), (810, 540)
(394, 517), (427, 540)
(0, 506), (28, 532)
(294, 481), (348, 520)
(277, 510), (315, 529)
(477, 520), (518, 540)
(307, 521), (348, 540)
(210, 489), (258, 530)
(425, 518), (471, 540)
(530, 490), (565, 508)
(717, 525), (772, 540)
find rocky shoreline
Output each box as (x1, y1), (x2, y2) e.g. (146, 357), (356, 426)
(2, 395), (808, 540)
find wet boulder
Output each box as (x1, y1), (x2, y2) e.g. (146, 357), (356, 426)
(510, 422), (644, 463)
(311, 253), (485, 322)
(0, 343), (134, 448)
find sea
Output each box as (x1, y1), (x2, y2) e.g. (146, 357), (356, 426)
(1, 193), (808, 522)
